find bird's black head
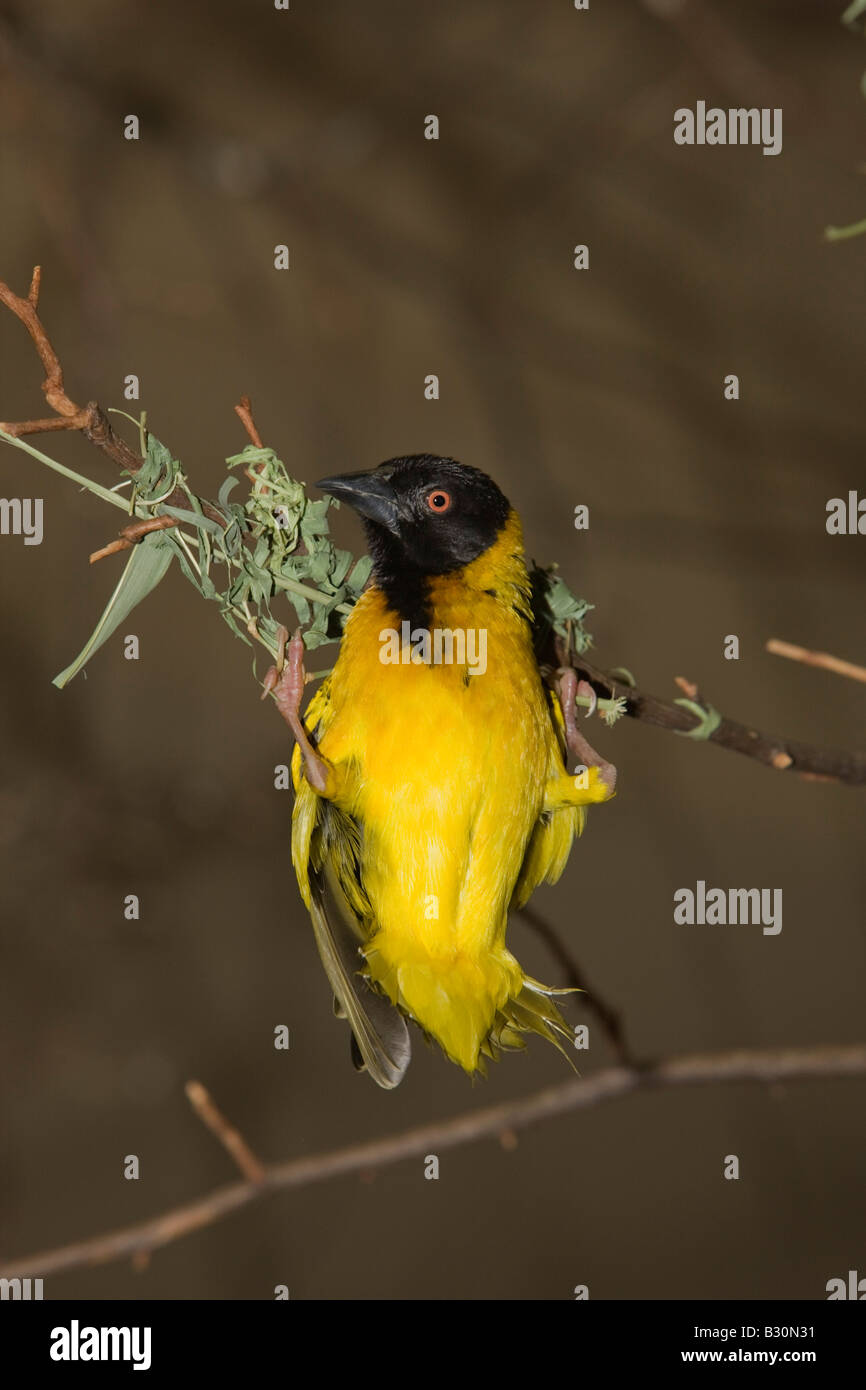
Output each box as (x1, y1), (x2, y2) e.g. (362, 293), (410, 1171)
(316, 454), (512, 580)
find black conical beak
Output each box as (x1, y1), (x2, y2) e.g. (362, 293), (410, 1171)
(316, 469), (400, 534)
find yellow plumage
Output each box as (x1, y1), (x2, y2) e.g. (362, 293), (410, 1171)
(291, 511), (612, 1074)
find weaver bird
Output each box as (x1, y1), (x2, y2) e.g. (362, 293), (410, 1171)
(264, 456), (616, 1087)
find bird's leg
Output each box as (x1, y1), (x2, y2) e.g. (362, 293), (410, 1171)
(558, 667), (617, 795)
(262, 626), (330, 794)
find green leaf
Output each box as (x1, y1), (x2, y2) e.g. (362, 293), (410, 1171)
(168, 537), (202, 593)
(842, 0), (866, 29)
(253, 535), (271, 568)
(248, 563), (274, 604)
(226, 445), (276, 470)
(825, 216), (866, 241)
(529, 564), (594, 653)
(346, 555), (372, 592)
(539, 570), (593, 636)
(159, 504), (227, 539)
(221, 519), (244, 556)
(306, 548), (333, 584)
(300, 499), (331, 537)
(221, 608), (254, 648)
(52, 532), (175, 688)
(290, 594), (310, 624)
(135, 434), (180, 499)
(228, 572), (252, 605)
(195, 514), (213, 580)
(0, 430), (131, 512)
(329, 548), (352, 587)
(218, 474), (242, 511)
(256, 615), (282, 650)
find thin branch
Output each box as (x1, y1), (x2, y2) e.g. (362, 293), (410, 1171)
(184, 1080), (266, 1184)
(28, 264), (42, 308)
(0, 264), (82, 421)
(89, 515), (180, 565)
(234, 395), (264, 449)
(1, 1042), (863, 1282)
(0, 269), (226, 529)
(518, 905), (632, 1065)
(766, 639), (866, 686)
(1, 412), (91, 434)
(568, 654), (866, 787)
(674, 674), (700, 700)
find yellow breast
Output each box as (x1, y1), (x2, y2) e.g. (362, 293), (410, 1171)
(312, 514), (563, 1067)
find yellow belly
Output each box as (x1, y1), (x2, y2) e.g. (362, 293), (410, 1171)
(317, 582), (557, 1066)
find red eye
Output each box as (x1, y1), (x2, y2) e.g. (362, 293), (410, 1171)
(427, 489), (452, 513)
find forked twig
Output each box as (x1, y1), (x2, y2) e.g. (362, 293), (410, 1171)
(1, 1043), (863, 1281)
(185, 1081), (266, 1184)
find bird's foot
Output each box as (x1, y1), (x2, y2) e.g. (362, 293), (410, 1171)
(557, 667), (617, 795)
(262, 626), (330, 793)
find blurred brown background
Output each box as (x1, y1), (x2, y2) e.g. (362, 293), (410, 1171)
(0, 0), (864, 1300)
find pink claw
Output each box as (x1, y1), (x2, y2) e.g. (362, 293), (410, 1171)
(576, 678), (598, 720)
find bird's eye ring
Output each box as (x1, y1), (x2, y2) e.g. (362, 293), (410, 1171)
(426, 489), (452, 513)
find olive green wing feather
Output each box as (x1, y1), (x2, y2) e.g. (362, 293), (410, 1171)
(291, 678), (411, 1088)
(308, 860), (411, 1089)
(511, 688), (583, 909)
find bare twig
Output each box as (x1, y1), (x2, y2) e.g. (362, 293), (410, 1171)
(0, 272), (131, 471)
(518, 905), (632, 1065)
(567, 654), (866, 787)
(89, 515), (180, 565)
(234, 395), (264, 449)
(766, 639), (866, 686)
(184, 1080), (266, 1184)
(0, 265), (85, 425)
(0, 269), (226, 529)
(674, 675), (699, 701)
(1, 1043), (863, 1282)
(1, 412), (91, 434)
(28, 264), (42, 308)
(234, 395), (286, 514)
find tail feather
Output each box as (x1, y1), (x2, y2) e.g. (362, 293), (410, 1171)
(483, 977), (578, 1071)
(365, 931), (577, 1075)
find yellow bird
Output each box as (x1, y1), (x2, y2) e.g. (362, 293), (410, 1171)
(264, 456), (616, 1086)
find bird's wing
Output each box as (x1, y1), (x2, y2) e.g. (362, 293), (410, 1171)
(291, 678), (411, 1089)
(510, 688), (584, 910)
(308, 859), (411, 1089)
